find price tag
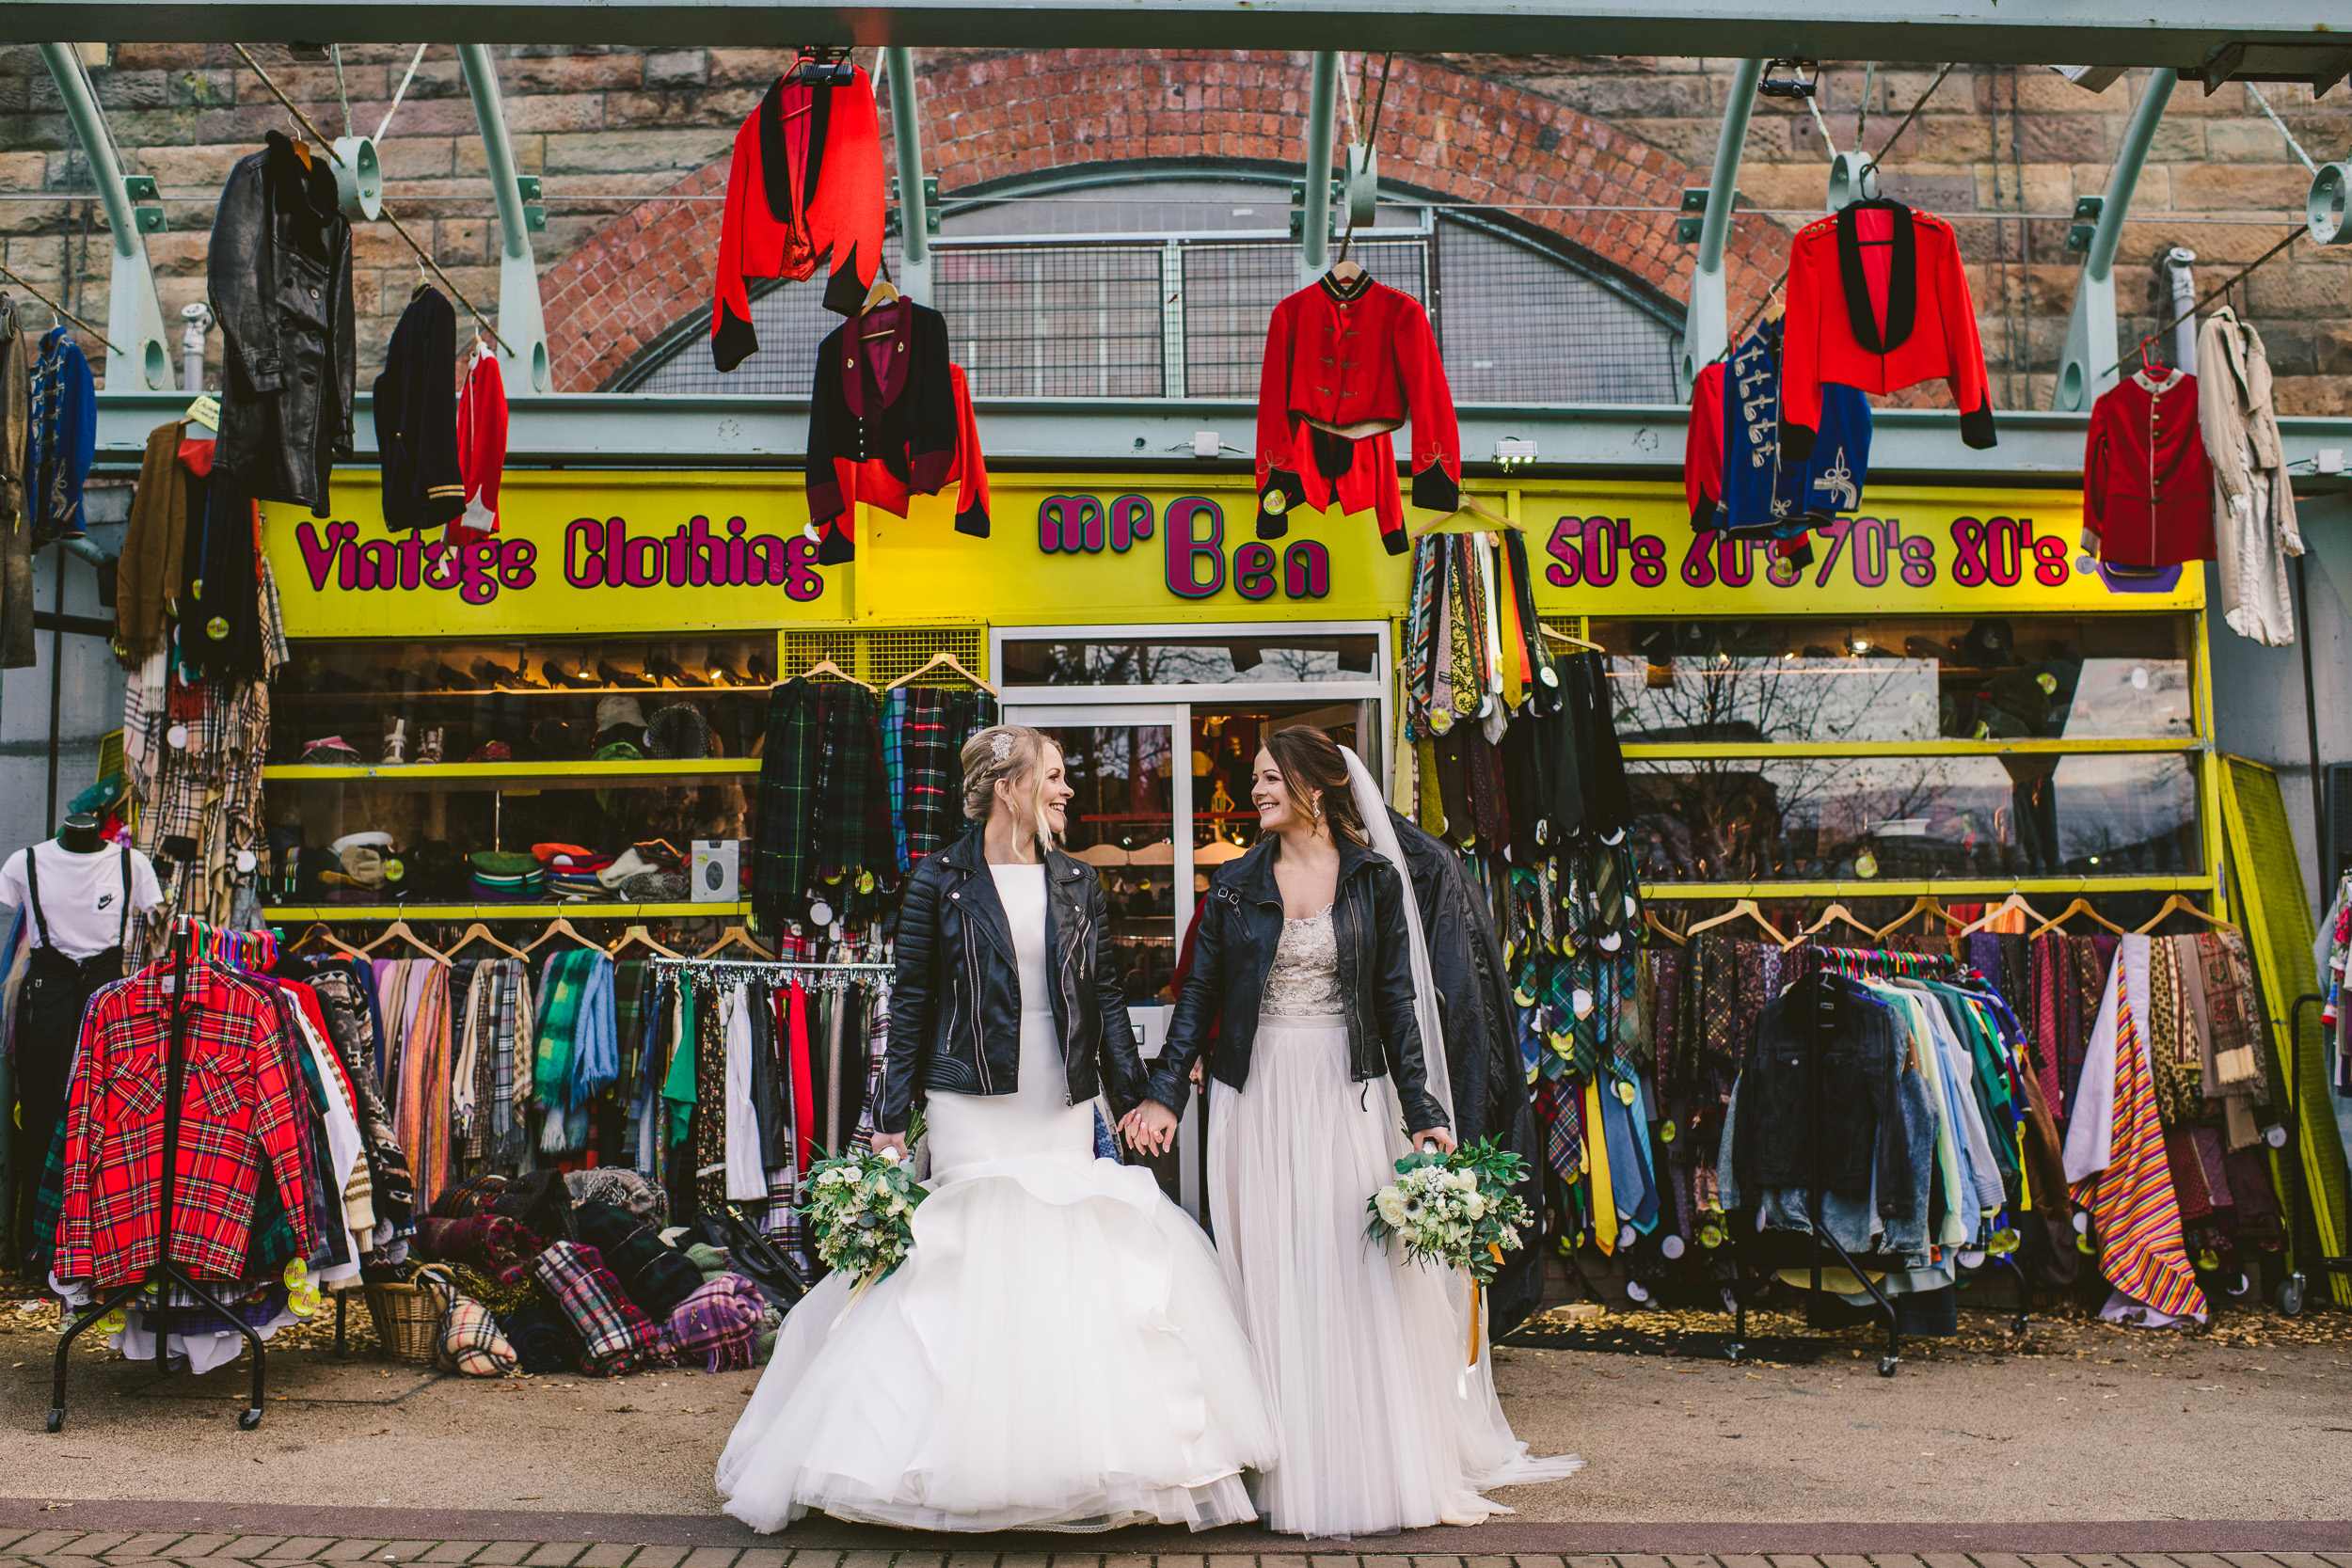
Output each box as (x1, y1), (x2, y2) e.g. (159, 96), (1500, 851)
(184, 393), (221, 430)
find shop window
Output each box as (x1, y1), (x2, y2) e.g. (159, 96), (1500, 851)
(1001, 634), (1380, 687)
(1590, 614), (2207, 889)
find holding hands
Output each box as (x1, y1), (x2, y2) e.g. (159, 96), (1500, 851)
(1119, 1100), (1181, 1157)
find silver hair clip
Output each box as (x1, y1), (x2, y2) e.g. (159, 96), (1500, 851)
(991, 732), (1012, 764)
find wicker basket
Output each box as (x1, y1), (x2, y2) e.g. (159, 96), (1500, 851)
(362, 1264), (456, 1364)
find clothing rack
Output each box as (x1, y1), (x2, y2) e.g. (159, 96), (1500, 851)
(48, 919), (270, 1432)
(1727, 942), (1987, 1375)
(647, 958), (892, 990)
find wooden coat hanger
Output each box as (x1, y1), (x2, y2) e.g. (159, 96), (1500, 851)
(292, 920), (366, 958)
(860, 275), (901, 315)
(358, 919), (451, 963)
(1956, 891), (2046, 938)
(1683, 897), (1788, 944)
(1413, 495), (1518, 538)
(802, 657), (876, 691)
(1642, 909), (1688, 947)
(1327, 257), (1366, 284)
(1874, 893), (1963, 943)
(2029, 896), (2127, 938)
(521, 913), (596, 955)
(884, 651), (997, 694)
(447, 921), (527, 959)
(2133, 893), (2237, 935)
(609, 924), (682, 959)
(1782, 901), (1877, 950)
(699, 925), (774, 960)
(1539, 625), (1603, 654)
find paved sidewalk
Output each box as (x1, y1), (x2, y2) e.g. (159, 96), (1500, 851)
(0, 1540), (2350, 1568)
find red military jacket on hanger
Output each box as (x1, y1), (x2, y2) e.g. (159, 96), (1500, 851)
(1255, 273), (1460, 556)
(1780, 198), (1996, 460)
(710, 66), (885, 372)
(2083, 367), (2214, 569)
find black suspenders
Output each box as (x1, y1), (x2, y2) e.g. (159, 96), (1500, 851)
(22, 843), (134, 957)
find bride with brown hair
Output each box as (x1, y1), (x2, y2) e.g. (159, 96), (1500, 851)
(1122, 724), (1581, 1538)
(719, 724), (1273, 1534)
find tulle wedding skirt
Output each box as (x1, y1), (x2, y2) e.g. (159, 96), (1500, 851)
(717, 1017), (1276, 1534)
(1209, 1015), (1583, 1538)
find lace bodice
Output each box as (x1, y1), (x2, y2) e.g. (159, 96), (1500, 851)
(1263, 904), (1343, 1018)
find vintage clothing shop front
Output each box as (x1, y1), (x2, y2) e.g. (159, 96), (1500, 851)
(254, 455), (2234, 1232)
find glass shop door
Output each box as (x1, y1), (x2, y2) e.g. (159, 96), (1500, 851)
(1004, 705), (1197, 1208)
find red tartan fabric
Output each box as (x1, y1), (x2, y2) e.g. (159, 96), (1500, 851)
(56, 962), (318, 1287)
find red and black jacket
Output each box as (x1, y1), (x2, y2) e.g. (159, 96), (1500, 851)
(711, 67), (885, 372)
(803, 298), (991, 563)
(1780, 198), (1995, 460)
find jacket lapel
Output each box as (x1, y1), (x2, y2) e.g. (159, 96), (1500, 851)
(1834, 199), (1917, 356)
(940, 831), (1014, 963)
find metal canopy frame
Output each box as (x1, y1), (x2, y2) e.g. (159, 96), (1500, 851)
(40, 43), (174, 392)
(12, 5), (2352, 72)
(2052, 69), (2180, 412)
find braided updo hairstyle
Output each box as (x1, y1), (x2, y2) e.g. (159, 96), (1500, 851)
(960, 723), (1061, 844)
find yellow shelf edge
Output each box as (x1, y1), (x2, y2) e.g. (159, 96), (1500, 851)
(1641, 876), (2217, 900)
(1619, 738), (2200, 760)
(264, 760), (759, 782)
(262, 902), (750, 922)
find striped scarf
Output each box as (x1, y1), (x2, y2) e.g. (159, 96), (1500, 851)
(2076, 973), (2206, 1323)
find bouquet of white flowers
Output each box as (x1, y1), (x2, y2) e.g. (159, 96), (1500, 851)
(801, 1147), (927, 1282)
(1365, 1138), (1534, 1287)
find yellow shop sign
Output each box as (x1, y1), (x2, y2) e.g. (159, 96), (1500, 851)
(261, 471), (850, 638)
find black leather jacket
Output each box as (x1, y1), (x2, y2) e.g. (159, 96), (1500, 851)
(209, 131), (355, 515)
(1149, 837), (1447, 1132)
(875, 829), (1144, 1135)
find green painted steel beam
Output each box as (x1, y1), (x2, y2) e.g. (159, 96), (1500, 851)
(38, 45), (174, 391)
(884, 46), (932, 303)
(2053, 69), (2178, 412)
(8, 3), (2346, 62)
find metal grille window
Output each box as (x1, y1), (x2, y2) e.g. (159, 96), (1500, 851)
(1180, 236), (1427, 399)
(619, 180), (1682, 405)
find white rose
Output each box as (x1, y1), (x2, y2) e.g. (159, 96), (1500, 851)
(1376, 1190), (1410, 1228)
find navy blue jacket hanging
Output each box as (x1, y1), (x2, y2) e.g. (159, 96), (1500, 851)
(1714, 322), (1871, 537)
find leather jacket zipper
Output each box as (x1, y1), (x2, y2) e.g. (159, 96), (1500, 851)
(1058, 887), (1088, 1104)
(963, 879), (992, 1093)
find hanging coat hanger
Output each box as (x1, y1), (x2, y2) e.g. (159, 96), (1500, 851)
(860, 269), (901, 318)
(1642, 909), (1688, 947)
(883, 651), (997, 694)
(1413, 496), (1518, 538)
(291, 920), (367, 958)
(1682, 897), (1788, 944)
(1955, 891), (2046, 938)
(1873, 893), (1962, 943)
(1781, 901), (1878, 951)
(1538, 624), (1603, 654)
(447, 921), (527, 959)
(699, 925), (774, 960)
(609, 924), (682, 959)
(358, 919), (451, 963)
(802, 657), (876, 690)
(2029, 896), (2127, 938)
(521, 913), (596, 955)
(2133, 893), (2237, 935)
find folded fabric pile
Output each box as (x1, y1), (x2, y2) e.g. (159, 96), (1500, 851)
(414, 1213), (548, 1281)
(469, 849), (544, 902)
(660, 1274), (767, 1371)
(575, 1199), (706, 1319)
(542, 842), (617, 902)
(439, 1294), (519, 1377)
(565, 1167), (670, 1227)
(532, 1241), (661, 1376)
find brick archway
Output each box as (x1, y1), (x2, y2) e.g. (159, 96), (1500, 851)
(542, 50), (1790, 394)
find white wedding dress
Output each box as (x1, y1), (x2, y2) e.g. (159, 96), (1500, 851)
(1209, 759), (1582, 1538)
(718, 863), (1276, 1534)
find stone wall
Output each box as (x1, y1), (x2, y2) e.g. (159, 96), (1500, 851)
(6, 45), (2347, 410)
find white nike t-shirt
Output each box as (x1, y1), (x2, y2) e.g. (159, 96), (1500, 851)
(0, 841), (165, 959)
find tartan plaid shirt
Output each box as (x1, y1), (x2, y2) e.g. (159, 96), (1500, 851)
(816, 684), (893, 883)
(752, 678), (822, 925)
(881, 689), (909, 870)
(56, 961), (318, 1288)
(126, 673), (271, 966)
(898, 687), (958, 863)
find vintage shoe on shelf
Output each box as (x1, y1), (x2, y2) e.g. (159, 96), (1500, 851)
(416, 726), (446, 764)
(596, 660), (655, 689)
(381, 717), (409, 767)
(299, 736), (365, 766)
(543, 658), (599, 689)
(645, 652), (710, 688)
